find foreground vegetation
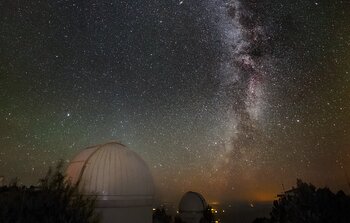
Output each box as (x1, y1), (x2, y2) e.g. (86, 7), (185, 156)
(253, 179), (350, 223)
(2, 166), (349, 223)
(0, 162), (99, 223)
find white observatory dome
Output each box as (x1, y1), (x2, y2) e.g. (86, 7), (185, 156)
(179, 191), (207, 213)
(65, 141), (154, 207)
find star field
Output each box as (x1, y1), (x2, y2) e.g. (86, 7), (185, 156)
(0, 0), (350, 203)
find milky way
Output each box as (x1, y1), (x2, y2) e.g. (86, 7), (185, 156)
(196, 0), (275, 199)
(0, 0), (350, 203)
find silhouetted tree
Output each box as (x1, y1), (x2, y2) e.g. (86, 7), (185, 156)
(252, 217), (270, 223)
(174, 215), (184, 223)
(201, 205), (215, 223)
(0, 161), (99, 223)
(253, 179), (350, 223)
(152, 208), (172, 223)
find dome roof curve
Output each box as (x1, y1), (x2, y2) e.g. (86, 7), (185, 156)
(179, 191), (207, 213)
(65, 141), (154, 207)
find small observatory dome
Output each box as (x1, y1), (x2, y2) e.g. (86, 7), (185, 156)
(179, 191), (207, 213)
(178, 191), (208, 223)
(66, 141), (154, 223)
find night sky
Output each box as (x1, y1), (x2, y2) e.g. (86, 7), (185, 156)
(1, 0), (350, 204)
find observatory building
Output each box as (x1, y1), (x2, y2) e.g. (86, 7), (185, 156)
(65, 141), (154, 223)
(178, 191), (208, 223)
